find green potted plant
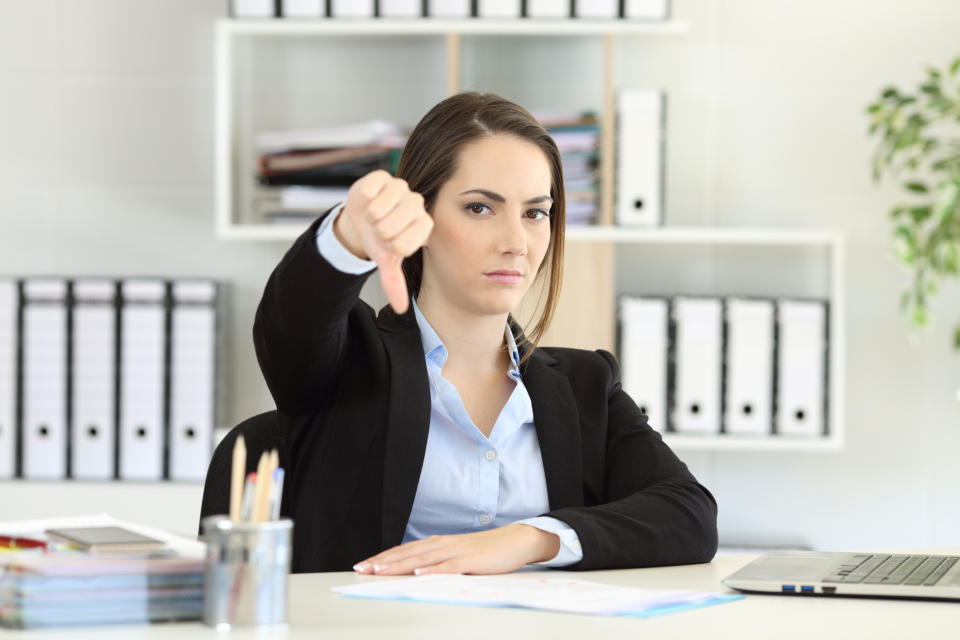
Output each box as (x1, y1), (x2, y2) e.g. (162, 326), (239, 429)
(866, 54), (960, 349)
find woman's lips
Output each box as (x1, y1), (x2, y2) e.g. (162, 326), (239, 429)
(485, 271), (522, 284)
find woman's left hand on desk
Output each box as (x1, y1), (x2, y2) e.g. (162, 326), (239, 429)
(352, 524), (561, 576)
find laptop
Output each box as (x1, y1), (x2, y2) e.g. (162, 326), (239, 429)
(722, 550), (960, 600)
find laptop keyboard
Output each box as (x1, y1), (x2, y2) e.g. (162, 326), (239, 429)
(823, 554), (959, 586)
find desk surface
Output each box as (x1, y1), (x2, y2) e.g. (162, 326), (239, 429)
(2, 550), (957, 639)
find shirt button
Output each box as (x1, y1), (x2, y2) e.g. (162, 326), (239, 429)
(484, 450), (497, 461)
(479, 514), (491, 525)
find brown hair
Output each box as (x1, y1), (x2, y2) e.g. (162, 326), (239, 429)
(396, 92), (565, 365)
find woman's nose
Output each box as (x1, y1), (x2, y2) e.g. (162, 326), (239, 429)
(499, 214), (527, 256)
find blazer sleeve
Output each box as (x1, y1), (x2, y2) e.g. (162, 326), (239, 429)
(253, 209), (376, 417)
(545, 349), (719, 570)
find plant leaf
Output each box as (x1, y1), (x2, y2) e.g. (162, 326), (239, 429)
(954, 324), (960, 350)
(905, 181), (929, 193)
(881, 86), (899, 99)
(910, 206), (933, 223)
(951, 56), (960, 76)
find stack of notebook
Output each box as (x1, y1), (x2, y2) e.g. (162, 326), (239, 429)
(255, 120), (407, 223)
(0, 515), (206, 629)
(535, 110), (601, 226)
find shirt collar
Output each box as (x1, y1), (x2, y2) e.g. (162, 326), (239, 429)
(411, 298), (521, 379)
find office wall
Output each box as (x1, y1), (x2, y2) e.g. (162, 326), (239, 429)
(1, 0), (957, 546)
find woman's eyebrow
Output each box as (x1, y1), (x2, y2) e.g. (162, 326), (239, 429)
(459, 188), (553, 205)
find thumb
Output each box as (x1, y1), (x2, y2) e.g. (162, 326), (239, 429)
(378, 254), (410, 315)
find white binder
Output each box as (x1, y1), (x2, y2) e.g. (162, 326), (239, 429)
(169, 281), (218, 482)
(281, 0), (325, 18)
(71, 279), (117, 480)
(619, 297), (669, 433)
(724, 298), (774, 436)
(119, 280), (167, 481)
(615, 88), (665, 227)
(22, 279), (68, 479)
(331, 0), (374, 17)
(231, 0), (275, 18)
(380, 0), (422, 17)
(776, 299), (827, 437)
(624, 0), (669, 19)
(477, 0), (521, 18)
(427, 0), (471, 17)
(574, 0), (619, 18)
(527, 0), (568, 18)
(0, 279), (17, 478)
(671, 297), (722, 434)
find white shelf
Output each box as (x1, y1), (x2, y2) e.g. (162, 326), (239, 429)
(220, 18), (689, 37)
(565, 225), (842, 245)
(663, 434), (843, 452)
(217, 222), (843, 246)
(213, 17), (846, 454)
(214, 18), (689, 239)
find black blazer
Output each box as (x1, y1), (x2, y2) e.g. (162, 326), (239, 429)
(254, 212), (718, 573)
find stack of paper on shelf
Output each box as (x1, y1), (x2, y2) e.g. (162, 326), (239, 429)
(0, 514), (205, 629)
(536, 111), (601, 226)
(255, 120), (407, 223)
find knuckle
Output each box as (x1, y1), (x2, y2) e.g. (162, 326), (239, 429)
(366, 203), (387, 221)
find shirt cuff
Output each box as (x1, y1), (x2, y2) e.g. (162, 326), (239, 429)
(315, 203), (377, 275)
(515, 516), (584, 568)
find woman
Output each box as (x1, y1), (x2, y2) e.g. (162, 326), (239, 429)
(254, 92), (717, 575)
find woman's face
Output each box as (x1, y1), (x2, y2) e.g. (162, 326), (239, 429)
(420, 133), (554, 318)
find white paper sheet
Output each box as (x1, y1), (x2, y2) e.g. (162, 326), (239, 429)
(333, 574), (741, 617)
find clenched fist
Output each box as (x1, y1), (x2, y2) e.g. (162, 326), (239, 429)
(334, 170), (434, 314)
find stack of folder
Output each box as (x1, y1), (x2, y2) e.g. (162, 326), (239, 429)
(233, 0), (670, 19)
(0, 515), (206, 629)
(618, 295), (830, 438)
(256, 120), (406, 223)
(536, 111), (601, 226)
(0, 553), (205, 629)
(0, 277), (221, 482)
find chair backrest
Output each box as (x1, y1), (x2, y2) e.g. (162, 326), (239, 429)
(198, 410), (287, 535)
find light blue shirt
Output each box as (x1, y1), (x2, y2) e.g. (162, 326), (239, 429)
(315, 204), (583, 567)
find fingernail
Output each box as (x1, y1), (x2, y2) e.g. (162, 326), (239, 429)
(353, 563), (369, 572)
(373, 564), (389, 572)
(414, 568), (425, 576)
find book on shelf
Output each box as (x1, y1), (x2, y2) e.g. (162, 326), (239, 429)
(535, 110), (601, 226)
(255, 120), (406, 223)
(256, 120), (406, 154)
(258, 149), (401, 187)
(258, 144), (399, 176)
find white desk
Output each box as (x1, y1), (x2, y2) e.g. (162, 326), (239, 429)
(2, 551), (957, 639)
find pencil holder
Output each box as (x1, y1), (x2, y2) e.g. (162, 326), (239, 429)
(201, 516), (293, 631)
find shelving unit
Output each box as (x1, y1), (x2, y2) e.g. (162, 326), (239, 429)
(214, 17), (688, 239)
(213, 17), (846, 452)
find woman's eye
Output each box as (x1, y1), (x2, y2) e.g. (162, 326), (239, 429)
(466, 203), (490, 215)
(527, 209), (550, 221)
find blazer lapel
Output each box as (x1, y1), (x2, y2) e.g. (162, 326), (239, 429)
(516, 331), (584, 511)
(377, 303), (431, 550)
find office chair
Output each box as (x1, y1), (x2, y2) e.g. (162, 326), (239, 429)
(198, 410), (288, 535)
